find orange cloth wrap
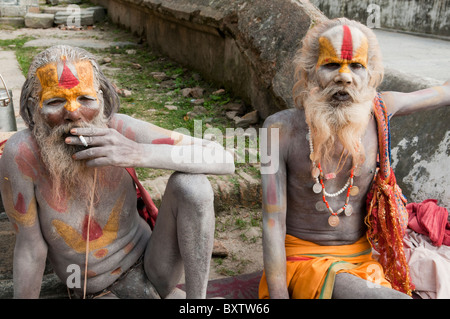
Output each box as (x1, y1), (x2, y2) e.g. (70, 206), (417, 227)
(259, 234), (391, 299)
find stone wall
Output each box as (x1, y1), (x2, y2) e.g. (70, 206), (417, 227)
(310, 0), (450, 37)
(92, 0), (326, 119)
(0, 0), (38, 17)
(379, 71), (449, 208)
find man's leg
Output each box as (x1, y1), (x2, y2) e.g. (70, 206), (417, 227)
(332, 272), (412, 299)
(143, 172), (215, 299)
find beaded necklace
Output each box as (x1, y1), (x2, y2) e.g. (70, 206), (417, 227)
(308, 127), (359, 227)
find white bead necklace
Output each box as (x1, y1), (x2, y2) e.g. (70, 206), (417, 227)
(308, 127), (354, 197)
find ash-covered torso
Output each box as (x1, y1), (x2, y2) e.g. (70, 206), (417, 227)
(13, 130), (150, 294)
(274, 108), (379, 246)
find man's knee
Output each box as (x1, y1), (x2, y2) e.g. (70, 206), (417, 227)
(333, 273), (412, 299)
(166, 172), (214, 207)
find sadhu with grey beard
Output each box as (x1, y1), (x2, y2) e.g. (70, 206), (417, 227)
(0, 45), (234, 298)
(259, 18), (450, 299)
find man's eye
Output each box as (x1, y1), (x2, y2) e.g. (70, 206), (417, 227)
(323, 63), (340, 70)
(350, 63), (364, 70)
(78, 96), (95, 103)
(46, 99), (65, 106)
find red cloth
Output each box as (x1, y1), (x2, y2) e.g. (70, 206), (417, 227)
(125, 168), (158, 230)
(407, 199), (450, 247)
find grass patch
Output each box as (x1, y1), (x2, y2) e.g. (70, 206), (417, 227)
(0, 36), (38, 76)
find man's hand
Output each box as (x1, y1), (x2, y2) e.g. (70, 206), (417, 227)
(66, 127), (144, 167)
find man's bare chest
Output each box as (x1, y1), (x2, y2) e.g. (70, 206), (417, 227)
(35, 168), (138, 251)
(285, 119), (379, 218)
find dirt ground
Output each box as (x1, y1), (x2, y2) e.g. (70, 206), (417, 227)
(0, 12), (264, 283)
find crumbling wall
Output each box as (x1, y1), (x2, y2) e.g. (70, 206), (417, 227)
(92, 0), (326, 119)
(310, 0), (450, 37)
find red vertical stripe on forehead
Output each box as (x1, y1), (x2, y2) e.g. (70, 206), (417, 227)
(58, 61), (79, 89)
(341, 25), (353, 60)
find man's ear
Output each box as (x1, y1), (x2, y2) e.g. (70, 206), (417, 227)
(97, 89), (104, 104)
(24, 97), (39, 129)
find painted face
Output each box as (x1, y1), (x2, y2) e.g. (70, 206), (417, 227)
(315, 25), (370, 100)
(36, 58), (101, 128)
(317, 25), (369, 72)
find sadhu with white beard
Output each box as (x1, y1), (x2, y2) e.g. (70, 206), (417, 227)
(259, 18), (450, 299)
(0, 45), (234, 298)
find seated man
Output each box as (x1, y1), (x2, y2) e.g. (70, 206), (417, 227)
(0, 45), (234, 299)
(259, 18), (449, 299)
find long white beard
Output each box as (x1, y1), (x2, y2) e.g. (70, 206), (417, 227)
(303, 84), (375, 167)
(32, 113), (108, 202)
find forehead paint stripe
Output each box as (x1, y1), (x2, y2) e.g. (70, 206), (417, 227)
(58, 61), (79, 89)
(341, 25), (353, 60)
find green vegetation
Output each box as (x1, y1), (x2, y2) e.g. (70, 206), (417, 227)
(0, 35), (39, 76)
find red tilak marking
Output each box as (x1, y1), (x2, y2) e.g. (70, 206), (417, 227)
(16, 142), (39, 180)
(266, 174), (278, 205)
(58, 61), (79, 89)
(341, 25), (353, 60)
(124, 127), (136, 141)
(82, 215), (103, 241)
(152, 138), (175, 145)
(116, 119), (124, 134)
(15, 140), (68, 213)
(14, 193), (27, 215)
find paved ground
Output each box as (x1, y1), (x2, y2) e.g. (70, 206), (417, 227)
(374, 29), (450, 83)
(0, 50), (25, 130)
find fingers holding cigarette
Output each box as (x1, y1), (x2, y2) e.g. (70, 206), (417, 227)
(79, 135), (89, 147)
(65, 134), (91, 147)
(65, 127), (109, 147)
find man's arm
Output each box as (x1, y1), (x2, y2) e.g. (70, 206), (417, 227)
(0, 134), (48, 298)
(382, 80), (450, 116)
(260, 115), (289, 299)
(67, 113), (235, 175)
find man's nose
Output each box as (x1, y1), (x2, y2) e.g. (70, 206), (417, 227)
(64, 101), (82, 122)
(334, 71), (352, 86)
(64, 99), (81, 112)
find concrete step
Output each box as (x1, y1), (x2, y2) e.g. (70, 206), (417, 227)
(24, 13), (54, 29)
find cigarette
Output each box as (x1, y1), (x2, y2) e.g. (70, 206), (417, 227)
(79, 135), (88, 147)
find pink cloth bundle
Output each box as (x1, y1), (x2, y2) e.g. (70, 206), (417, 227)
(407, 199), (450, 247)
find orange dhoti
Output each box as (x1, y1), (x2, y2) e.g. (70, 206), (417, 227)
(259, 234), (391, 299)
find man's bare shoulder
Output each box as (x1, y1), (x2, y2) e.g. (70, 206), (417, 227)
(0, 130), (39, 182)
(263, 108), (305, 133)
(2, 129), (36, 158)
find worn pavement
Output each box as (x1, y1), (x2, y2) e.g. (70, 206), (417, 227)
(374, 29), (450, 84)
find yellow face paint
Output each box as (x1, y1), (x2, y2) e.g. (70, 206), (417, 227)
(317, 25), (369, 73)
(52, 192), (125, 253)
(36, 59), (98, 112)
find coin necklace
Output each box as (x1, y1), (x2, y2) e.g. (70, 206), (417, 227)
(308, 127), (358, 227)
